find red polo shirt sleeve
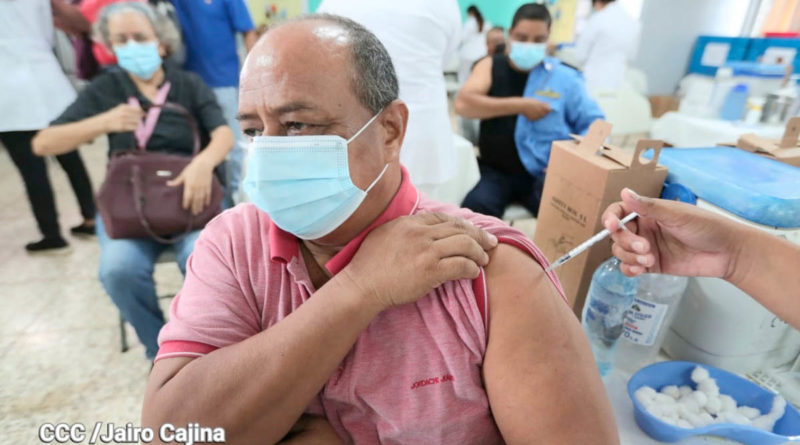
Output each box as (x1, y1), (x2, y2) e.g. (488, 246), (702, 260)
(155, 210), (262, 362)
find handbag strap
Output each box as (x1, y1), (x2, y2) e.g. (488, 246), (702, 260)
(131, 163), (194, 244)
(129, 81), (172, 150)
(157, 102), (202, 156)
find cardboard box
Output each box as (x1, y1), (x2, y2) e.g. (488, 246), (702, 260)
(734, 117), (800, 167)
(649, 95), (680, 118)
(533, 121), (669, 315)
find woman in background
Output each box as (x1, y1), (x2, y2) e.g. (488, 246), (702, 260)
(457, 5), (491, 146)
(0, 0), (97, 253)
(459, 5), (490, 84)
(33, 2), (233, 360)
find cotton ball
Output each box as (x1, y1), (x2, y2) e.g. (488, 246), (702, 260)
(691, 390), (708, 408)
(654, 393), (678, 405)
(678, 396), (702, 416)
(660, 402), (679, 417)
(697, 379), (720, 398)
(697, 412), (715, 427)
(677, 403), (695, 419)
(719, 394), (737, 414)
(768, 396), (787, 420)
(644, 401), (663, 418)
(737, 406), (761, 420)
(691, 366), (711, 384)
(752, 415), (778, 432)
(686, 412), (710, 428)
(661, 385), (681, 400)
(725, 412), (752, 426)
(679, 385), (693, 397)
(659, 414), (679, 426)
(635, 386), (657, 405)
(676, 419), (693, 429)
(705, 396), (722, 415)
(716, 411), (751, 426)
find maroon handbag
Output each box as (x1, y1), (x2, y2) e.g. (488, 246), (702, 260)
(97, 82), (223, 242)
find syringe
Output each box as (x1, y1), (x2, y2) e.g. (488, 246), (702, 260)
(544, 212), (639, 273)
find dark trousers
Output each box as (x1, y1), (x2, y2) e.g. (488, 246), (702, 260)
(0, 131), (96, 240)
(462, 163), (545, 218)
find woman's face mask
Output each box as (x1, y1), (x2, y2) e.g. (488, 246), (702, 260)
(113, 40), (163, 80)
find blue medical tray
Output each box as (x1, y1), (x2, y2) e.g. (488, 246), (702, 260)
(647, 147), (800, 228)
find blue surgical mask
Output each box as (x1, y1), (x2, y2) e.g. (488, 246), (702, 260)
(114, 41), (162, 80)
(509, 41), (546, 71)
(243, 111), (388, 240)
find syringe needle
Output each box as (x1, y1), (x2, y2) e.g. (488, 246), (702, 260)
(543, 212), (639, 273)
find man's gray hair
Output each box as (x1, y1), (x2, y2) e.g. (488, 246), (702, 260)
(290, 13), (399, 113)
(94, 2), (180, 56)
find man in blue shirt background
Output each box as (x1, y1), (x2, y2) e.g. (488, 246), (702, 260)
(170, 0), (257, 207)
(457, 3), (603, 219)
(512, 7), (604, 215)
(514, 59), (604, 183)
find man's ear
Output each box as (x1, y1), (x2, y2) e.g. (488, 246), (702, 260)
(158, 42), (168, 58)
(381, 99), (408, 163)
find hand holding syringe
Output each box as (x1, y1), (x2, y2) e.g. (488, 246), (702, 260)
(545, 212), (639, 273)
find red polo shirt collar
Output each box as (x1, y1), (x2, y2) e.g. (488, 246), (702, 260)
(269, 166), (420, 275)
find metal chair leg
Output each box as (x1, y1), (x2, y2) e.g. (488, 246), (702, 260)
(119, 313), (129, 353)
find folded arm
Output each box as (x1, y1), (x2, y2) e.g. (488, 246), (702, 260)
(143, 271), (380, 445)
(32, 114), (110, 156)
(483, 244), (619, 444)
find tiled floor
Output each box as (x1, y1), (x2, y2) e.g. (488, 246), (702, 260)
(0, 138), (183, 443)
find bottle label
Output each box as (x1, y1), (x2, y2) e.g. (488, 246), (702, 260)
(622, 297), (668, 346)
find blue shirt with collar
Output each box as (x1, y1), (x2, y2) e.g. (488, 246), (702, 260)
(513, 57), (604, 177)
(170, 0), (255, 88)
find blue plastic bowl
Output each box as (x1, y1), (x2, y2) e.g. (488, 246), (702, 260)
(627, 361), (800, 444)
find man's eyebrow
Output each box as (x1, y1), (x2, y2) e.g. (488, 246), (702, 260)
(236, 113), (259, 121)
(236, 102), (317, 122)
(274, 101), (316, 115)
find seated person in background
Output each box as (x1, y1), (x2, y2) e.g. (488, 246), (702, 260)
(456, 4), (600, 218)
(513, 5), (604, 211)
(486, 26), (506, 55)
(32, 2), (233, 361)
(141, 14), (618, 444)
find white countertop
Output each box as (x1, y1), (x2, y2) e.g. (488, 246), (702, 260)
(651, 112), (786, 148)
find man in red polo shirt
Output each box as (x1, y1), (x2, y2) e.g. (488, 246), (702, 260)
(142, 13), (618, 444)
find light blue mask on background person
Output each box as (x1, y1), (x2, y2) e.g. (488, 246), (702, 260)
(243, 111), (388, 240)
(509, 41), (547, 71)
(114, 41), (162, 80)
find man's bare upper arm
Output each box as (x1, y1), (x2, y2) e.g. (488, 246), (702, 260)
(455, 57), (493, 116)
(481, 244), (618, 444)
(462, 57), (493, 95)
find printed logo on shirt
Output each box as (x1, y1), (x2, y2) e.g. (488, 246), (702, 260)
(535, 89), (561, 99)
(410, 374), (455, 390)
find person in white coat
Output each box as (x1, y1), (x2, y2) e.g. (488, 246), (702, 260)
(573, 0), (640, 92)
(317, 0), (461, 197)
(0, 0), (97, 252)
(458, 5), (490, 85)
